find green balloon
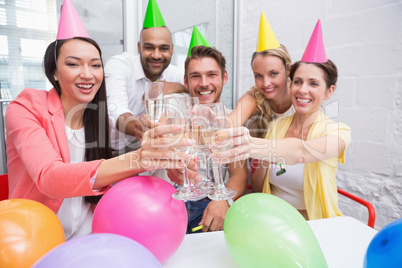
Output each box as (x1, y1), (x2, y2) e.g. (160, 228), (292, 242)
(223, 193), (327, 268)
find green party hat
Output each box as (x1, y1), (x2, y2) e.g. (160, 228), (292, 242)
(187, 26), (212, 57)
(143, 0), (166, 28)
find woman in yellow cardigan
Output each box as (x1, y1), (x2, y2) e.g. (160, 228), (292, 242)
(211, 58), (350, 220)
(210, 20), (351, 220)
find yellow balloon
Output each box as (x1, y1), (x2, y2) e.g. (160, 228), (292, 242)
(0, 199), (65, 268)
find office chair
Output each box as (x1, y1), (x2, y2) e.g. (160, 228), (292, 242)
(249, 159), (376, 228)
(337, 188), (376, 228)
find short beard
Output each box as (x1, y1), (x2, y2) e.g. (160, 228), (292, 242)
(141, 57), (168, 80)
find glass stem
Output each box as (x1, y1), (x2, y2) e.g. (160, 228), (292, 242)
(182, 159), (191, 189)
(212, 161), (225, 189)
(205, 154), (211, 183)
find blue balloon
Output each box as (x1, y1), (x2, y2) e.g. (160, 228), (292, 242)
(364, 218), (402, 268)
(32, 233), (162, 268)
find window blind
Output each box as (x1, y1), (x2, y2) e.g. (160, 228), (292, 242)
(0, 0), (57, 99)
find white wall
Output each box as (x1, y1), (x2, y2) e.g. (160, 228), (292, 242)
(237, 0), (402, 229)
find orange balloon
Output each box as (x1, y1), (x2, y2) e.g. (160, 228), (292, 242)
(0, 199), (65, 268)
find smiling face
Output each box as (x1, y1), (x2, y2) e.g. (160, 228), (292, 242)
(252, 54), (289, 101)
(184, 57), (228, 104)
(138, 27), (173, 81)
(290, 63), (334, 116)
(54, 39), (103, 112)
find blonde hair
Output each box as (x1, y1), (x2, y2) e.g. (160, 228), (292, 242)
(247, 44), (292, 138)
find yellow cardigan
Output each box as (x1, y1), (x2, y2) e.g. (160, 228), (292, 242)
(262, 111), (351, 219)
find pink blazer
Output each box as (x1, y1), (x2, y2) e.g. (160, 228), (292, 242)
(6, 88), (106, 213)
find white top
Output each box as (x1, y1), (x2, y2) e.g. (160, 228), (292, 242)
(56, 126), (93, 240)
(269, 163), (306, 210)
(271, 105), (295, 120)
(105, 53), (184, 149)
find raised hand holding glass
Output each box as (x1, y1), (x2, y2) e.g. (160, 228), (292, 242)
(198, 102), (237, 201)
(164, 97), (206, 201)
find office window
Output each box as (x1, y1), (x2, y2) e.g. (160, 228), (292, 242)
(0, 0), (56, 99)
(20, 38), (47, 61)
(0, 35), (7, 58)
(0, 0), (124, 174)
(0, 0), (124, 99)
(0, 7), (6, 25)
(150, 0), (234, 109)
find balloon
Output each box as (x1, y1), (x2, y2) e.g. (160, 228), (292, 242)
(32, 233), (162, 268)
(223, 193), (327, 268)
(0, 199), (65, 268)
(92, 176), (187, 263)
(364, 218), (402, 268)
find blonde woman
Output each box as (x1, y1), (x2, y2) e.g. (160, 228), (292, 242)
(229, 45), (294, 138)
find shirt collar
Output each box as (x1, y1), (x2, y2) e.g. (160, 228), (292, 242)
(65, 126), (86, 144)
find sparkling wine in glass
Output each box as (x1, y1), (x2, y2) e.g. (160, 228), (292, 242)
(201, 102), (237, 201)
(144, 81), (164, 123)
(165, 97), (206, 201)
(145, 98), (164, 123)
(193, 105), (217, 192)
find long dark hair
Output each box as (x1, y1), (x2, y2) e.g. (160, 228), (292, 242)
(43, 37), (112, 204)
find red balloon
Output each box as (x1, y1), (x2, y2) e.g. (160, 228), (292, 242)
(92, 176), (187, 263)
(0, 199), (65, 268)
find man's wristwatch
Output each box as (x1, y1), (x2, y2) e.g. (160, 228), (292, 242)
(227, 198), (234, 207)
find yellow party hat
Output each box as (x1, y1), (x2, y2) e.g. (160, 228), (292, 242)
(256, 12), (280, 52)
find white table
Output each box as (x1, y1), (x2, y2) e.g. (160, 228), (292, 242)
(163, 216), (377, 268)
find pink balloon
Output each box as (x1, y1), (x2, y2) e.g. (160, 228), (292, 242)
(92, 176), (187, 263)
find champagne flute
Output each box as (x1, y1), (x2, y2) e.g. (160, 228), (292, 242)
(145, 98), (164, 123)
(145, 81), (164, 123)
(165, 96), (205, 200)
(193, 104), (217, 192)
(145, 81), (164, 100)
(201, 102), (237, 201)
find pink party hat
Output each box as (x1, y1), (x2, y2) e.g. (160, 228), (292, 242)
(256, 12), (280, 52)
(301, 19), (327, 63)
(56, 0), (89, 40)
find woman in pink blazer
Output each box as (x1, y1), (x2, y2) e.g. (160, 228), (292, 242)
(5, 37), (198, 239)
